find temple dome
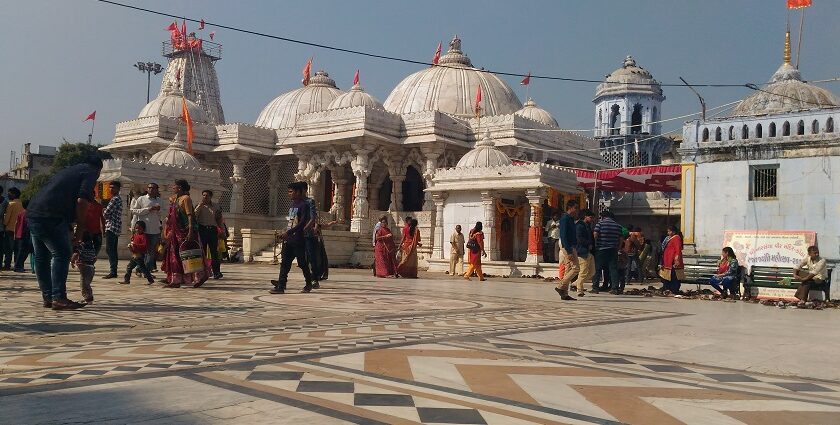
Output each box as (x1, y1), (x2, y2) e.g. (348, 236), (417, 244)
(327, 84), (383, 110)
(149, 132), (201, 168)
(456, 131), (512, 168)
(139, 81), (208, 123)
(383, 36), (522, 117)
(515, 98), (558, 127)
(256, 70), (344, 128)
(594, 55), (663, 100)
(732, 63), (840, 116)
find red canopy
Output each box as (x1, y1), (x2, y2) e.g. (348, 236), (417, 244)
(574, 164), (682, 193)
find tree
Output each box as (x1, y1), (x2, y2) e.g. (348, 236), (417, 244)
(20, 142), (111, 201)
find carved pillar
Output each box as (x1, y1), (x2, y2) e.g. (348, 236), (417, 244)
(480, 190), (498, 261)
(331, 178), (348, 224)
(268, 162), (279, 216)
(421, 146), (443, 210)
(229, 154), (248, 215)
(390, 174), (405, 211)
(432, 192), (448, 259)
(350, 145), (373, 233)
(525, 187), (546, 264)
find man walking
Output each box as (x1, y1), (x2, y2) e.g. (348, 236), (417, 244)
(130, 183), (163, 273)
(102, 181), (123, 279)
(592, 210), (623, 294)
(544, 213), (560, 262)
(574, 209), (596, 297)
(26, 155), (102, 309)
(554, 200), (580, 300)
(2, 188), (23, 270)
(270, 182), (314, 294)
(449, 225), (465, 276)
(195, 189), (223, 279)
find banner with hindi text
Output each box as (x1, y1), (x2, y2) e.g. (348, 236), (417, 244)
(722, 230), (816, 272)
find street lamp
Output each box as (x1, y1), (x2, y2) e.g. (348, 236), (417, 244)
(134, 61), (164, 104)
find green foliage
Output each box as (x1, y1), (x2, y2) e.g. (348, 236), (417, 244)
(19, 143), (112, 201)
(20, 173), (52, 201)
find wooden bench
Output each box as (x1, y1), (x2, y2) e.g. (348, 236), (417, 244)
(681, 257), (745, 294)
(745, 265), (832, 301)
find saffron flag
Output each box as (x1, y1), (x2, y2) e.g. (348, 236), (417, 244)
(352, 69), (360, 86)
(474, 85), (482, 116)
(84, 111), (96, 121)
(181, 19), (186, 38)
(301, 57), (313, 86)
(787, 0), (811, 8)
(209, 31), (215, 40)
(181, 97), (194, 154)
(166, 22), (177, 31)
(432, 42), (442, 66)
(520, 72), (531, 85)
(199, 19), (205, 30)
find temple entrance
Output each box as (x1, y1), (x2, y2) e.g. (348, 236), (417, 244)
(377, 175), (392, 211)
(499, 216), (515, 261)
(402, 166), (425, 211)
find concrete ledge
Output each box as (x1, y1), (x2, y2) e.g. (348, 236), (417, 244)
(428, 258), (558, 277)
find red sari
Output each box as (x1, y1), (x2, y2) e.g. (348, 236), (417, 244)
(468, 231), (484, 265)
(396, 228), (420, 278)
(374, 226), (398, 277)
(161, 195), (210, 285)
(660, 235), (685, 280)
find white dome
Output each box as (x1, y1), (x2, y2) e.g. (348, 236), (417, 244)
(515, 98), (558, 127)
(594, 56), (663, 101)
(149, 132), (201, 168)
(456, 132), (512, 168)
(139, 81), (208, 123)
(255, 70), (344, 129)
(732, 63), (840, 116)
(383, 36), (522, 117)
(327, 84), (383, 110)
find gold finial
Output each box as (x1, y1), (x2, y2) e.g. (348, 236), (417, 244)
(783, 30), (792, 65)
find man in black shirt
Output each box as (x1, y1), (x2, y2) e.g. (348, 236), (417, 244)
(27, 156), (102, 310)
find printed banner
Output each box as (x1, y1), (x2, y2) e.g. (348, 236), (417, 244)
(722, 230), (816, 271)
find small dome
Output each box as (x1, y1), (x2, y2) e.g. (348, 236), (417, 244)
(256, 70), (344, 128)
(139, 81), (208, 123)
(149, 132), (201, 168)
(515, 98), (558, 127)
(384, 36), (522, 117)
(456, 131), (513, 168)
(327, 84), (383, 110)
(594, 55), (663, 101)
(732, 62), (840, 116)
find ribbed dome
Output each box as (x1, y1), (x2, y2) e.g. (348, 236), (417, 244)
(327, 84), (383, 110)
(456, 131), (512, 168)
(255, 70), (344, 128)
(383, 36), (522, 117)
(149, 132), (201, 168)
(732, 62), (840, 116)
(139, 81), (208, 123)
(515, 98), (558, 127)
(594, 56), (663, 100)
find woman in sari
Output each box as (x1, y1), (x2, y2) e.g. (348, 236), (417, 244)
(373, 216), (398, 278)
(161, 179), (210, 288)
(709, 246), (739, 299)
(659, 225), (685, 295)
(396, 218), (420, 278)
(464, 221), (487, 281)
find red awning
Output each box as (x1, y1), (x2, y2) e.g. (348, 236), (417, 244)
(574, 164), (682, 193)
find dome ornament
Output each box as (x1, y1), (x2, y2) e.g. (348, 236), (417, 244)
(623, 55), (637, 68)
(783, 30), (792, 66)
(448, 35), (462, 53)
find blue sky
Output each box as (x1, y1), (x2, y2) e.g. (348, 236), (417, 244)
(1, 0), (839, 171)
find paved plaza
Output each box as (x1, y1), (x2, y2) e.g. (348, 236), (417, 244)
(2, 264), (840, 424)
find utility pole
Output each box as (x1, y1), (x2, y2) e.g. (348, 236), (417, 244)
(134, 61), (164, 104)
(679, 77), (706, 121)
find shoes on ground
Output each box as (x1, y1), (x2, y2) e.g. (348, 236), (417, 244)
(269, 287), (285, 294)
(301, 286), (312, 293)
(51, 299), (85, 310)
(102, 273), (117, 279)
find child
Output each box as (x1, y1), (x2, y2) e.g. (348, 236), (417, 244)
(71, 232), (97, 303)
(121, 221), (154, 285)
(13, 200), (31, 273)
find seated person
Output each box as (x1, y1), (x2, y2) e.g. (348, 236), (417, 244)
(709, 247), (739, 298)
(793, 245), (827, 301)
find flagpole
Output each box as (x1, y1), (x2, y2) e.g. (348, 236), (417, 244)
(795, 7), (805, 69)
(88, 118), (95, 145)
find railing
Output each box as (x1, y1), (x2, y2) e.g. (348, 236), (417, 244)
(161, 39), (222, 61)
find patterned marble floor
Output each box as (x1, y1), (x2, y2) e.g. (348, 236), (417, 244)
(1, 264), (839, 424)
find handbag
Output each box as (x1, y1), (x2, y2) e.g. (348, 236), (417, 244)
(466, 238), (479, 252)
(155, 240), (166, 262)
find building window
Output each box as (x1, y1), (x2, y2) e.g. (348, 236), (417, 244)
(797, 120), (805, 135)
(741, 124), (749, 139)
(702, 128), (709, 142)
(610, 104), (621, 135)
(715, 127), (722, 141)
(769, 122), (777, 137)
(750, 164), (779, 200)
(755, 123), (763, 138)
(812, 120), (820, 134)
(828, 117), (835, 133)
(631, 104), (643, 134)
(782, 121), (790, 136)
(728, 126), (735, 140)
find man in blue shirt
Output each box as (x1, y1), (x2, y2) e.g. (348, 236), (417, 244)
(270, 182), (314, 294)
(554, 200), (580, 300)
(102, 181), (123, 279)
(27, 155), (102, 310)
(592, 209), (623, 294)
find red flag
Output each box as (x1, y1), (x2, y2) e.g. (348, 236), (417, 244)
(520, 72), (531, 86)
(166, 22), (177, 31)
(301, 57), (312, 86)
(787, 0), (811, 8)
(474, 85), (482, 116)
(432, 42), (442, 66)
(181, 97), (194, 154)
(199, 19), (205, 30)
(181, 19), (186, 38)
(84, 111), (96, 121)
(209, 31), (215, 40)
(352, 69), (360, 86)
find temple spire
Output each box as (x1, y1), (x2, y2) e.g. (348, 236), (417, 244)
(783, 30), (792, 65)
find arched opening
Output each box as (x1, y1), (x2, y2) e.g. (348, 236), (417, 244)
(782, 121), (790, 136)
(755, 123), (763, 138)
(402, 166), (425, 212)
(728, 126), (735, 140)
(827, 117), (835, 133)
(702, 128), (709, 142)
(609, 104), (621, 135)
(321, 169), (334, 212)
(715, 127), (722, 141)
(769, 122), (777, 137)
(630, 104), (643, 134)
(741, 124), (749, 139)
(597, 110), (603, 134)
(812, 120), (820, 134)
(797, 120), (805, 135)
(377, 175), (392, 211)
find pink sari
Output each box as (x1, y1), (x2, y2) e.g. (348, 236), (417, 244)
(396, 228), (420, 278)
(374, 226), (398, 277)
(161, 196), (210, 285)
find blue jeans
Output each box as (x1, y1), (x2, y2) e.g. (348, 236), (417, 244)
(105, 231), (119, 274)
(592, 248), (620, 291)
(709, 275), (735, 293)
(28, 217), (72, 301)
(144, 233), (160, 271)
